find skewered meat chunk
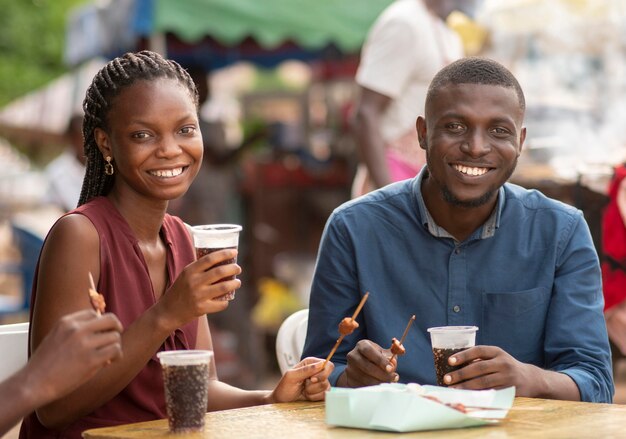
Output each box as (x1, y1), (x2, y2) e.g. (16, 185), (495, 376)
(390, 337), (406, 356)
(89, 288), (106, 315)
(338, 317), (359, 335)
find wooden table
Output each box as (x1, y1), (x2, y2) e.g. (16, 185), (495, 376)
(82, 397), (626, 438)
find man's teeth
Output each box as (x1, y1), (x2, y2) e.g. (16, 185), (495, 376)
(453, 165), (488, 176)
(150, 168), (183, 178)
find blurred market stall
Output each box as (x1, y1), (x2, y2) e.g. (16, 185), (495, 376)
(64, 0), (393, 73)
(479, 0), (626, 179)
(0, 59), (105, 149)
(477, 0), (626, 252)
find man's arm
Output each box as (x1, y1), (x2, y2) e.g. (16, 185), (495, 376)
(302, 211), (397, 386)
(302, 213), (359, 384)
(350, 87), (392, 190)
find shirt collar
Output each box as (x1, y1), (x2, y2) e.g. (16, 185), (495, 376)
(412, 167), (505, 241)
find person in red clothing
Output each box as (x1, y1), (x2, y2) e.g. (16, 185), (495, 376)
(602, 164), (626, 356)
(20, 51), (332, 439)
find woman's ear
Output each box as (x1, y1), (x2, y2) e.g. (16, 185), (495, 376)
(94, 127), (112, 159)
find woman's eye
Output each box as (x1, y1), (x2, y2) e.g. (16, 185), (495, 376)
(132, 132), (150, 139)
(179, 126), (196, 135)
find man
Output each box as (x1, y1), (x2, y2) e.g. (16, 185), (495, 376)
(303, 57), (613, 403)
(351, 0), (474, 197)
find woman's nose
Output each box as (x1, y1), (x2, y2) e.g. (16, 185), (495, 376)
(156, 135), (183, 157)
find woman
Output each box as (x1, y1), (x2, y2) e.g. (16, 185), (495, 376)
(20, 51), (332, 438)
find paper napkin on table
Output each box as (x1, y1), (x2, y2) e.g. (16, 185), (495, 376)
(325, 383), (515, 433)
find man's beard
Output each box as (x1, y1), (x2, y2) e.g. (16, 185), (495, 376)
(442, 186), (495, 208)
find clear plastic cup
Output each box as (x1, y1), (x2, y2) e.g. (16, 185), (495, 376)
(427, 326), (478, 386)
(191, 224), (242, 301)
(157, 350), (212, 433)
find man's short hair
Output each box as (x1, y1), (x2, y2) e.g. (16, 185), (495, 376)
(426, 57), (525, 111)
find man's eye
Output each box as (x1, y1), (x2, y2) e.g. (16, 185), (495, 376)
(446, 123), (464, 132)
(491, 127), (511, 136)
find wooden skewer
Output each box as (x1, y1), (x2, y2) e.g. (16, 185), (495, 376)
(323, 292), (370, 367)
(390, 314), (416, 362)
(88, 272), (96, 291)
(398, 314), (415, 345)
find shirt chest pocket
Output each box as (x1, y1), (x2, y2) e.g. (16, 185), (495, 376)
(481, 287), (550, 364)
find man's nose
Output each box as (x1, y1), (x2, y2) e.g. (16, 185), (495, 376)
(460, 130), (491, 157)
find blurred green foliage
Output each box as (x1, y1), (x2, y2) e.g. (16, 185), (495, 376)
(0, 0), (84, 107)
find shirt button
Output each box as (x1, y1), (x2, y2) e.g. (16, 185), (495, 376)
(453, 305), (461, 313)
(454, 248), (461, 254)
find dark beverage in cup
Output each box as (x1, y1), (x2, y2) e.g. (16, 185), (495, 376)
(427, 326), (478, 387)
(432, 347), (468, 386)
(191, 224), (242, 301)
(158, 350), (212, 433)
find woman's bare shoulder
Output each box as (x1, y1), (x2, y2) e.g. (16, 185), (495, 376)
(41, 213), (99, 263)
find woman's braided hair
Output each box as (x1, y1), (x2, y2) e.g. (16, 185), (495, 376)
(78, 50), (199, 206)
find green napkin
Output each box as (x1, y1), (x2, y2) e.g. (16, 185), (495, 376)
(326, 383), (515, 433)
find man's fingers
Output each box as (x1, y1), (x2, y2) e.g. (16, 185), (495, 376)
(448, 345), (496, 366)
(451, 372), (500, 391)
(359, 341), (394, 369)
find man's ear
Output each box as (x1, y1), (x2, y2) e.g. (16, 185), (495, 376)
(94, 127), (112, 158)
(518, 126), (527, 157)
(416, 116), (427, 150)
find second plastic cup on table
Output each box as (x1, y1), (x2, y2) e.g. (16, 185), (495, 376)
(157, 350), (213, 433)
(427, 326), (478, 386)
(191, 224), (242, 301)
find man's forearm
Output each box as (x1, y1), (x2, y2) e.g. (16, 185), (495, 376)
(530, 366), (581, 401)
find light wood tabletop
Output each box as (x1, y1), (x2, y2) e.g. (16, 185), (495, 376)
(82, 397), (626, 438)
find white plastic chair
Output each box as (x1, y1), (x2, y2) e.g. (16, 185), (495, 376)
(275, 309), (308, 374)
(0, 321), (29, 382)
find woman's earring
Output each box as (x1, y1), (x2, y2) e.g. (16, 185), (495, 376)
(104, 156), (114, 176)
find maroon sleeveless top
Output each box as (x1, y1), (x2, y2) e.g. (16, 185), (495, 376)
(20, 196), (198, 438)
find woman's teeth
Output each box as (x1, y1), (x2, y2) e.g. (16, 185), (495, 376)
(150, 167), (183, 178)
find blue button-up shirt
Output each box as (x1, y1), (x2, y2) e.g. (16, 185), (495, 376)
(303, 168), (613, 403)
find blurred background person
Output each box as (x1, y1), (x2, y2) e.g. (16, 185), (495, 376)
(350, 0), (476, 197)
(43, 113), (86, 212)
(601, 163), (626, 364)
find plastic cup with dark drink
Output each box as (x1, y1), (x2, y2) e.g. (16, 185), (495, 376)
(157, 350), (212, 433)
(427, 326), (478, 386)
(191, 224), (242, 301)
